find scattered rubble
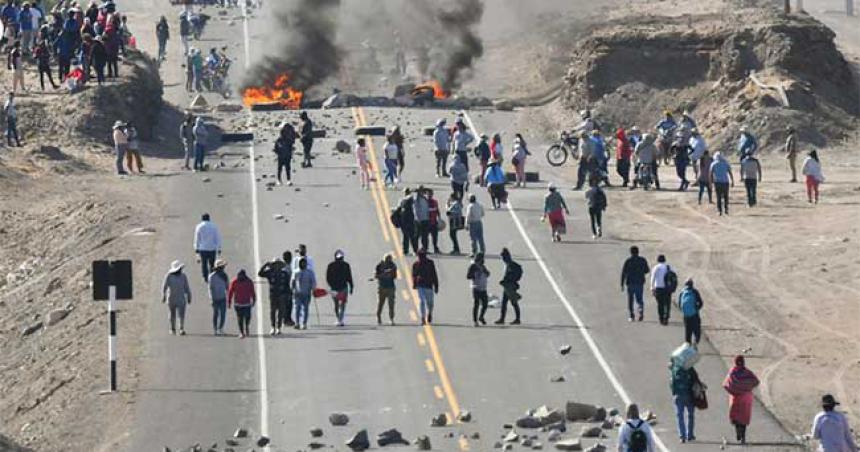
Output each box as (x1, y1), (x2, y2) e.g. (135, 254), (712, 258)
(329, 412), (350, 426)
(430, 413), (448, 427)
(414, 435), (432, 450)
(345, 429), (370, 451)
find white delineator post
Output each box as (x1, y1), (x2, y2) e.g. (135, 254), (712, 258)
(108, 285), (117, 392)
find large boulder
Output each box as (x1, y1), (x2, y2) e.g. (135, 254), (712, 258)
(565, 402), (599, 422)
(329, 412), (350, 426)
(554, 438), (582, 451)
(346, 429), (370, 451)
(377, 429), (408, 447)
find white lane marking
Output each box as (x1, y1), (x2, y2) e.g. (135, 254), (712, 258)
(461, 111), (669, 452)
(242, 4), (269, 444)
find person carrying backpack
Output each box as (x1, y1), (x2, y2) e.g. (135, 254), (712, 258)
(617, 403), (656, 452)
(495, 248), (523, 325)
(671, 361), (697, 443)
(650, 254), (677, 325)
(677, 278), (703, 345)
(394, 188), (418, 256)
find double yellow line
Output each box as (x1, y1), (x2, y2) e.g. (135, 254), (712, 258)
(351, 107), (469, 451)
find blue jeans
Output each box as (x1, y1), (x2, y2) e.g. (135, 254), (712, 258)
(194, 143), (206, 170)
(198, 250), (216, 281)
(468, 222), (485, 255)
(115, 143), (127, 174)
(295, 293), (310, 326)
(674, 394), (695, 440)
(384, 158), (398, 184)
(212, 298), (226, 331)
(417, 287), (434, 321)
(626, 283), (644, 318)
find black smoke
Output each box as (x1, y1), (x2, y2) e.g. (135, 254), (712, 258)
(241, 0), (341, 91)
(431, 0), (485, 90)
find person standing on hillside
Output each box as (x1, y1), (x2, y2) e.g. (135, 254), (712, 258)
(7, 40), (25, 93)
(737, 126), (758, 160)
(227, 269), (256, 339)
(17, 3), (33, 56)
(709, 152), (734, 216)
(621, 246), (650, 322)
(542, 182), (569, 242)
(677, 279), (703, 345)
(616, 127), (633, 187)
(465, 194), (485, 257)
(585, 178), (608, 239)
(812, 394), (858, 452)
(34, 39), (57, 90)
(722, 355), (760, 445)
(161, 260), (191, 336)
(433, 118), (450, 178)
(650, 254), (674, 325)
(496, 248), (523, 325)
(740, 155), (762, 207)
(291, 257), (316, 330)
(802, 150), (824, 204)
(258, 252), (293, 335)
(784, 127), (799, 183)
(125, 121), (144, 174)
(89, 35), (108, 85)
(193, 213), (222, 282)
(299, 110), (314, 168)
(155, 15), (169, 61)
(375, 253), (398, 325)
(192, 116), (208, 171)
(466, 252), (490, 326)
(325, 250), (354, 327)
(111, 120), (128, 175)
(412, 249), (439, 325)
(208, 259), (228, 335)
(179, 112), (194, 170)
(274, 123), (296, 186)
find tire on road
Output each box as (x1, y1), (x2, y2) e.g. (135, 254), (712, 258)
(354, 126), (388, 136)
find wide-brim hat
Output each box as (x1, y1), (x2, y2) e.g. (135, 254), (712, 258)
(169, 260), (184, 273)
(112, 120), (125, 129)
(214, 259), (227, 269)
(822, 394), (840, 406)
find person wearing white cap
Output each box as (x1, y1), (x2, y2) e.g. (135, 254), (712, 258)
(433, 118), (450, 178)
(737, 126), (758, 161)
(208, 259), (229, 335)
(161, 260), (191, 335)
(812, 394), (857, 452)
(325, 250), (354, 327)
(112, 120), (128, 175)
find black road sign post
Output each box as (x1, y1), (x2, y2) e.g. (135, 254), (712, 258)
(92, 260), (133, 393)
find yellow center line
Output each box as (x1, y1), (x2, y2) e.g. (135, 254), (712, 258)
(409, 310), (419, 322)
(351, 107), (391, 243)
(416, 332), (426, 347)
(433, 385), (444, 399)
(354, 107), (468, 450)
(424, 359), (436, 373)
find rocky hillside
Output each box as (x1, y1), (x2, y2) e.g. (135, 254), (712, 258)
(562, 2), (859, 152)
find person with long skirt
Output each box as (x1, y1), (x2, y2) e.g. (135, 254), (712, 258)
(723, 355), (760, 445)
(542, 182), (569, 242)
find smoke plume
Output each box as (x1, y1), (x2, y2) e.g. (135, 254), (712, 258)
(241, 0), (341, 91)
(430, 0), (485, 90)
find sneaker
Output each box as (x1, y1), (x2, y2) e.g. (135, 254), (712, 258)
(287, 181), (293, 186)
(270, 328), (277, 335)
(377, 317), (382, 325)
(302, 323), (308, 330)
(294, 324), (301, 330)
(473, 321), (479, 327)
(427, 314), (432, 324)
(389, 319), (395, 326)
(275, 328), (281, 335)
(628, 317), (634, 322)
(511, 319), (521, 325)
(179, 329), (186, 336)
(337, 321), (345, 327)
(170, 329), (176, 335)
(494, 319), (505, 325)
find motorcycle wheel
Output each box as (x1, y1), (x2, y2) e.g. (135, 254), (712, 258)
(546, 144), (568, 167)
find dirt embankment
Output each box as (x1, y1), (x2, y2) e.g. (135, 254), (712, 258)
(562, 2), (859, 151)
(0, 50), (164, 451)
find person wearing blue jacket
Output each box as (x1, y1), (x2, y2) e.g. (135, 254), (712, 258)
(53, 29), (75, 80)
(484, 158), (506, 209)
(670, 363), (697, 443)
(737, 126), (758, 160)
(17, 3), (32, 55)
(677, 278), (703, 344)
(590, 129), (611, 186)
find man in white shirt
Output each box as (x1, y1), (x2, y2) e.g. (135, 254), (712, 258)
(291, 243), (315, 273)
(650, 254), (671, 325)
(193, 213), (222, 281)
(812, 394), (858, 452)
(465, 194), (485, 257)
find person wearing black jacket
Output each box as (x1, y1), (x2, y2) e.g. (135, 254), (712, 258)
(412, 249), (438, 325)
(620, 246), (650, 322)
(396, 188), (418, 255)
(258, 251), (293, 335)
(274, 123), (296, 186)
(325, 250), (354, 327)
(299, 111), (314, 168)
(156, 16), (169, 60)
(496, 248), (523, 325)
(375, 254), (398, 325)
(466, 253), (490, 326)
(89, 35), (108, 85)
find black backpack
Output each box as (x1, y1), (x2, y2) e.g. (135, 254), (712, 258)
(593, 189), (607, 210)
(390, 207), (402, 229)
(627, 420), (648, 452)
(664, 265), (678, 294)
(507, 261), (523, 283)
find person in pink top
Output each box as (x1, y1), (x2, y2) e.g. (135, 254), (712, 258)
(355, 138), (370, 190)
(723, 355), (760, 445)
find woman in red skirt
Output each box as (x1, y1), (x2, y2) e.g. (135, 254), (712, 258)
(541, 183), (570, 242)
(722, 355), (760, 445)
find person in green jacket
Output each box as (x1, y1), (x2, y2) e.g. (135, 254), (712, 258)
(671, 363), (697, 443)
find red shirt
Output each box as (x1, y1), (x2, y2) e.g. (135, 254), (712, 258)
(428, 198), (439, 225)
(228, 277), (256, 308)
(615, 128), (633, 161)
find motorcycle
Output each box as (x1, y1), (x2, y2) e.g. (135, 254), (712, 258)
(201, 59), (232, 98)
(545, 130), (580, 167)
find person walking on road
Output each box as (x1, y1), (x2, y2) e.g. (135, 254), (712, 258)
(299, 111), (314, 168)
(616, 127), (633, 187)
(427, 189), (442, 254)
(466, 252), (489, 326)
(161, 260), (191, 336)
(740, 154), (762, 207)
(465, 194), (485, 257)
(412, 249), (439, 325)
(476, 133), (490, 185)
(291, 257), (316, 330)
(621, 246), (650, 322)
(812, 394), (858, 452)
(671, 362), (697, 443)
(433, 118), (450, 177)
(390, 125), (406, 177)
(325, 250), (354, 327)
(723, 355), (760, 445)
(449, 155), (468, 201)
(111, 120), (128, 175)
(677, 279), (703, 345)
(697, 150), (713, 205)
(193, 213), (222, 282)
(453, 119), (474, 172)
(290, 244), (315, 273)
(709, 152), (734, 216)
(396, 188), (418, 255)
(356, 137), (371, 190)
(375, 253), (398, 325)
(227, 269), (256, 339)
(496, 248), (523, 325)
(485, 158), (507, 209)
(542, 182), (569, 242)
(258, 252), (293, 335)
(180, 112), (195, 170)
(192, 116), (208, 171)
(383, 134), (400, 188)
(512, 134), (530, 188)
(155, 15), (169, 61)
(585, 178), (608, 239)
(274, 123), (296, 186)
(785, 127), (799, 183)
(802, 150), (824, 204)
(650, 254), (675, 325)
(414, 186), (432, 251)
(208, 259), (229, 335)
(617, 403), (656, 452)
(446, 191), (464, 255)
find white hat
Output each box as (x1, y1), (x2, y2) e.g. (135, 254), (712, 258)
(169, 260), (184, 273)
(739, 125), (748, 133)
(547, 182), (556, 190)
(334, 249), (345, 259)
(113, 120), (125, 129)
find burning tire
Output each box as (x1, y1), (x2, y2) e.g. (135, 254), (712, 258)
(354, 126), (388, 136)
(546, 144), (569, 167)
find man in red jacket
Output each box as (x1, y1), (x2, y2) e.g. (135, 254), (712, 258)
(616, 127), (633, 187)
(228, 269), (256, 339)
(412, 249), (439, 325)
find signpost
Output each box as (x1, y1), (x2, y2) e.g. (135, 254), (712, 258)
(92, 260), (133, 393)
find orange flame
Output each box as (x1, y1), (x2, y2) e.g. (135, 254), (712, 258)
(415, 80), (450, 99)
(242, 74), (304, 109)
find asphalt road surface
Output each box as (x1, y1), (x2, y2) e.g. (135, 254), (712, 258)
(122, 3), (801, 452)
